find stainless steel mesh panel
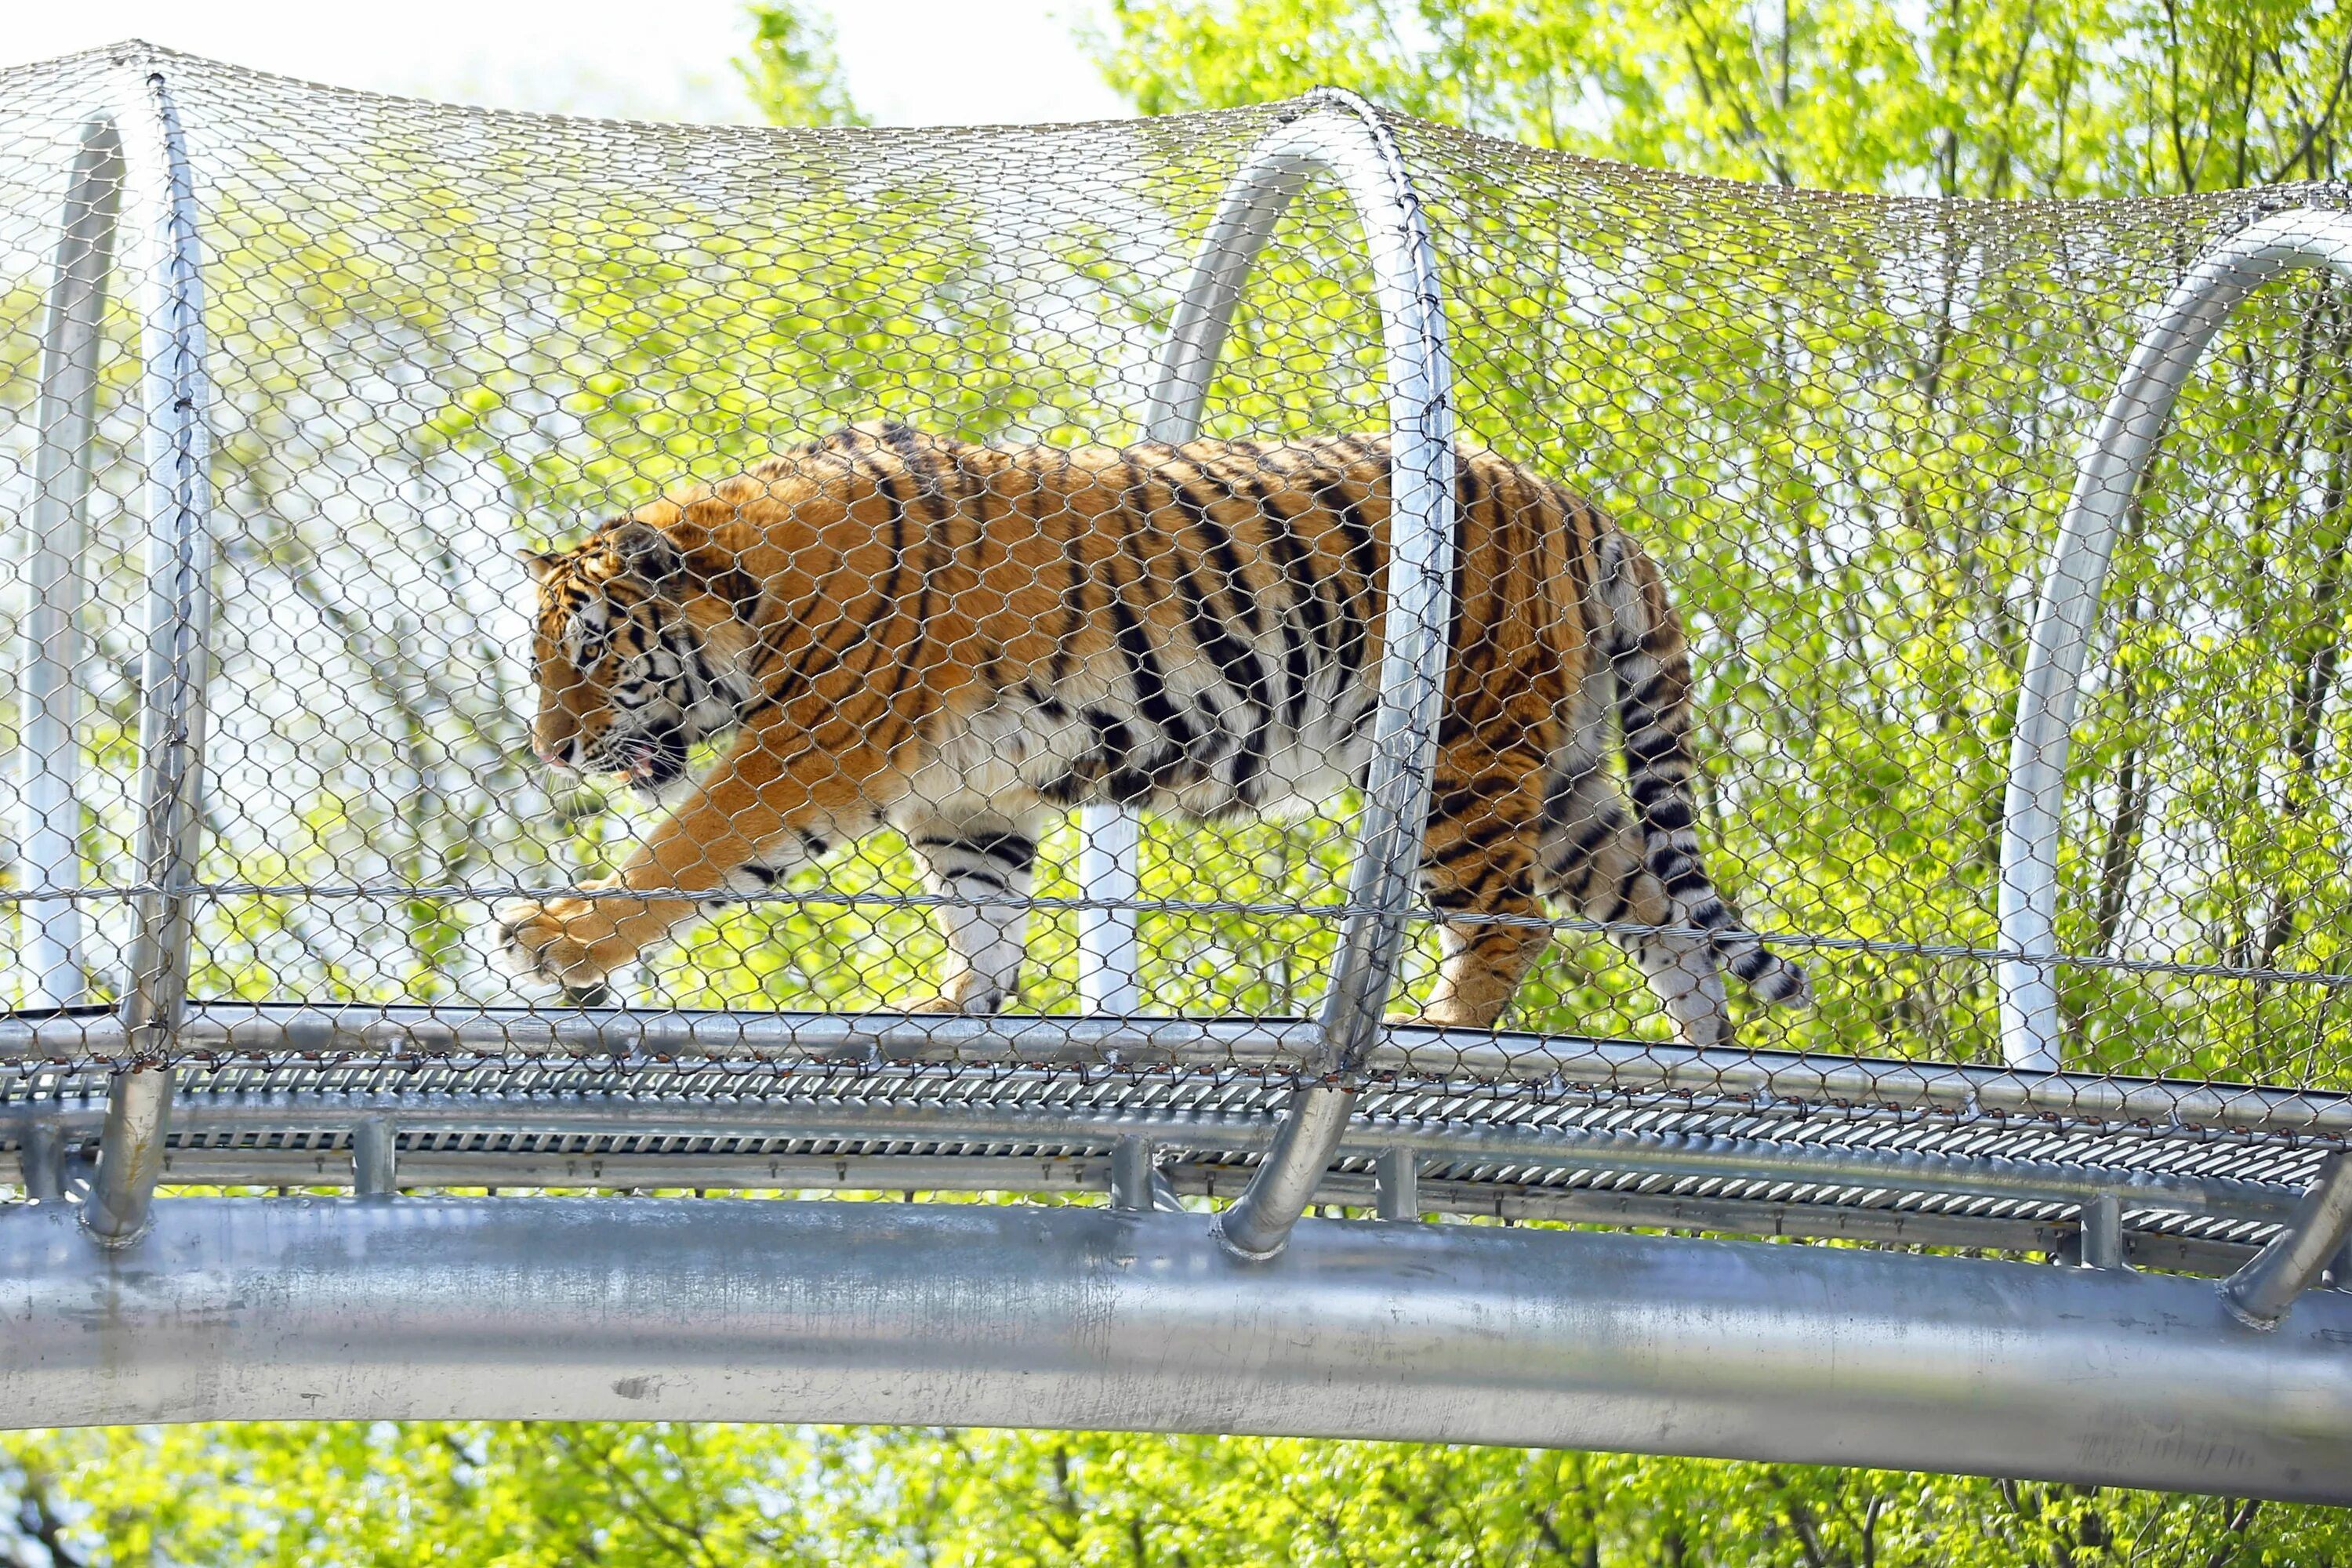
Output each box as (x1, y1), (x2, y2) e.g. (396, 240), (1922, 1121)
(4, 45), (2351, 1272)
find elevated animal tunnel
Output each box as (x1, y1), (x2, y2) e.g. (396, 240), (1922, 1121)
(4, 42), (2352, 1500)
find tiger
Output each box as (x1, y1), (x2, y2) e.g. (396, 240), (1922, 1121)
(495, 423), (1808, 1043)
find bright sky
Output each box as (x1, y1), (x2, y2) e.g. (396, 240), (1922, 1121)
(0, 0), (1131, 126)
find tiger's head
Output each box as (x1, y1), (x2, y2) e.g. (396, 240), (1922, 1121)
(516, 518), (760, 800)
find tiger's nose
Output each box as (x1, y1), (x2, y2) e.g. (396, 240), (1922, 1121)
(533, 742), (564, 768)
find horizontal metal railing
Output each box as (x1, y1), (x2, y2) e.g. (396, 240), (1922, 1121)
(10, 1003), (2352, 1135)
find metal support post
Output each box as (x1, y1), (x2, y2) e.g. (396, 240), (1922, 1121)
(1109, 1134), (1155, 1211)
(78, 64), (214, 1241)
(1143, 93), (1453, 1262)
(1375, 1145), (1419, 1221)
(350, 1117), (397, 1198)
(2220, 1152), (2352, 1330)
(1075, 807), (1143, 1014)
(17, 1121), (69, 1202)
(1999, 209), (2352, 1069)
(2080, 1191), (2126, 1270)
(114, 63), (215, 1056)
(19, 118), (123, 1009)
(82, 1066), (172, 1243)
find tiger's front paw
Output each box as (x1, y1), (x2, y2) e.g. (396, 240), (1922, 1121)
(495, 882), (659, 989)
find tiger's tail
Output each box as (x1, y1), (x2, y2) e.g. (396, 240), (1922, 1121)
(1606, 535), (1810, 1009)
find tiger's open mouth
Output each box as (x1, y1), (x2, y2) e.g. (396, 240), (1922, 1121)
(608, 729), (688, 797)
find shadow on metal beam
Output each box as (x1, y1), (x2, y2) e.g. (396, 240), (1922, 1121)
(4, 1199), (2349, 1501)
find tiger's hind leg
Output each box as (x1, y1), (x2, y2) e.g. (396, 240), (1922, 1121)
(1540, 765), (1733, 1047)
(902, 811), (1045, 1014)
(1402, 746), (1555, 1031)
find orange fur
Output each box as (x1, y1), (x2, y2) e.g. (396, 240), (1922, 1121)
(497, 424), (1805, 1038)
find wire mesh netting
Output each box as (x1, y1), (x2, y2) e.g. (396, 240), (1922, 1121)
(2, 45), (2352, 1258)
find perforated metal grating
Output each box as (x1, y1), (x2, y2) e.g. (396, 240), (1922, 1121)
(3, 44), (2352, 1276)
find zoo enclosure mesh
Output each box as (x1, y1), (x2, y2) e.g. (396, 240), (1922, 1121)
(0, 44), (2347, 1163)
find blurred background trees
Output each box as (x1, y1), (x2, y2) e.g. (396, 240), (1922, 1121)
(9, 0), (2352, 1560)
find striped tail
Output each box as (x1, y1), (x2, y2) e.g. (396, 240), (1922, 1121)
(1608, 538), (1810, 1009)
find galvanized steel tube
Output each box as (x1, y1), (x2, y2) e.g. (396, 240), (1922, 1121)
(116, 64), (215, 1058)
(1146, 90), (1455, 1258)
(5, 1197), (2352, 1501)
(2221, 1151), (2352, 1328)
(19, 117), (122, 1010)
(2000, 210), (2352, 1069)
(81, 1065), (172, 1243)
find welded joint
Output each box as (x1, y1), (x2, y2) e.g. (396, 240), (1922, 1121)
(1211, 1084), (1357, 1261)
(1375, 1146), (1420, 1221)
(1110, 1134), (1155, 1212)
(350, 1116), (398, 1199)
(2079, 1191), (2128, 1271)
(80, 1066), (172, 1246)
(2220, 1151), (2352, 1330)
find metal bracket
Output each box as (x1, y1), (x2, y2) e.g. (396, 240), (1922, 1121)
(2079, 1190), (2128, 1270)
(350, 1117), (398, 1198)
(1109, 1134), (1156, 1211)
(1375, 1146), (1419, 1221)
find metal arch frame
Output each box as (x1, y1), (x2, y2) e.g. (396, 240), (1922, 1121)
(1998, 209), (2352, 1073)
(13, 60), (219, 1242)
(1073, 89), (1458, 1260)
(20, 118), (120, 1014)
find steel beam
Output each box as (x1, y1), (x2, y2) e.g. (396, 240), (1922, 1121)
(1374, 1145), (1417, 1220)
(0, 1145), (2274, 1275)
(4, 1197), (2350, 1501)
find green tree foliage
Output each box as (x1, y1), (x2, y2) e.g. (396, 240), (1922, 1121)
(737, 3), (869, 128)
(10, 3), (2352, 1559)
(7, 1423), (2352, 1564)
(1093, 0), (2350, 195)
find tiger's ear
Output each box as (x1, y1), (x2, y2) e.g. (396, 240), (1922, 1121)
(604, 520), (688, 586)
(514, 547), (561, 584)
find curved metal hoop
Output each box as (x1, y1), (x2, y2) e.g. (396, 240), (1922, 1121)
(21, 119), (121, 1014)
(1998, 209), (2352, 1072)
(1069, 90), (1458, 1259)
(14, 61), (219, 1241)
